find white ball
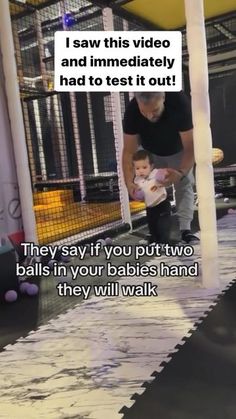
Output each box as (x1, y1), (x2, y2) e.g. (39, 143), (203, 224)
(224, 197), (229, 203)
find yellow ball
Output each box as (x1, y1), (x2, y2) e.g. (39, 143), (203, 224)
(212, 148), (224, 165)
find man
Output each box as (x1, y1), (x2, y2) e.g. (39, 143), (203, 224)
(122, 91), (199, 244)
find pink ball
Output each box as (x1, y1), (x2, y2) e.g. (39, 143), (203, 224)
(5, 290), (18, 303)
(26, 283), (39, 296)
(19, 281), (30, 294)
(134, 189), (144, 201)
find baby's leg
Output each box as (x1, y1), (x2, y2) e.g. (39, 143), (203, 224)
(149, 200), (172, 244)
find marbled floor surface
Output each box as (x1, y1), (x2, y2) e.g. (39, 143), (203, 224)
(0, 214), (236, 419)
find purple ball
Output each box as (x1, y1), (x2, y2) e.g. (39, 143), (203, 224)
(105, 237), (113, 245)
(63, 13), (75, 27)
(5, 290), (18, 302)
(155, 169), (167, 183)
(134, 189), (144, 201)
(26, 283), (39, 296)
(19, 281), (30, 294)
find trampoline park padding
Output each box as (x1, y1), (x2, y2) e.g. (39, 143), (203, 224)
(121, 279), (236, 419)
(0, 204), (235, 418)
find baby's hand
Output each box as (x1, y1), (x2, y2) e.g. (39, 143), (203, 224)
(161, 168), (182, 186)
(127, 182), (141, 200)
(155, 168), (169, 184)
(133, 188), (145, 201)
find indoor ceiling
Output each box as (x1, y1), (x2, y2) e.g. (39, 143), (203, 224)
(10, 0), (236, 27)
(9, 0), (236, 78)
(118, 0), (236, 77)
(121, 0), (236, 30)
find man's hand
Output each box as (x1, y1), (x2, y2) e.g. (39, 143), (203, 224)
(159, 168), (183, 187)
(127, 182), (143, 200)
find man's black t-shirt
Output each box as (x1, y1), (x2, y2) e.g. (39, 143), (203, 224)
(123, 91), (193, 156)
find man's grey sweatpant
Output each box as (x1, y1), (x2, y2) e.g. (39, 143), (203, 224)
(153, 151), (195, 232)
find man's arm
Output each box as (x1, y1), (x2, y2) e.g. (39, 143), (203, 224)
(122, 133), (139, 198)
(162, 129), (194, 186)
(178, 129), (194, 174)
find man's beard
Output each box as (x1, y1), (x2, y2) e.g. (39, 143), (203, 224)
(148, 106), (164, 123)
(149, 115), (161, 123)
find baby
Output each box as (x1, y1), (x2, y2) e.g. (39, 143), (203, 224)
(133, 149), (171, 244)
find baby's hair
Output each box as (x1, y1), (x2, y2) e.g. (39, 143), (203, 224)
(133, 149), (154, 165)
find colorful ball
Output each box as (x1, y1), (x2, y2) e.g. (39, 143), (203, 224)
(212, 148), (224, 165)
(19, 281), (30, 294)
(5, 290), (18, 302)
(26, 283), (39, 296)
(63, 13), (75, 27)
(134, 189), (144, 201)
